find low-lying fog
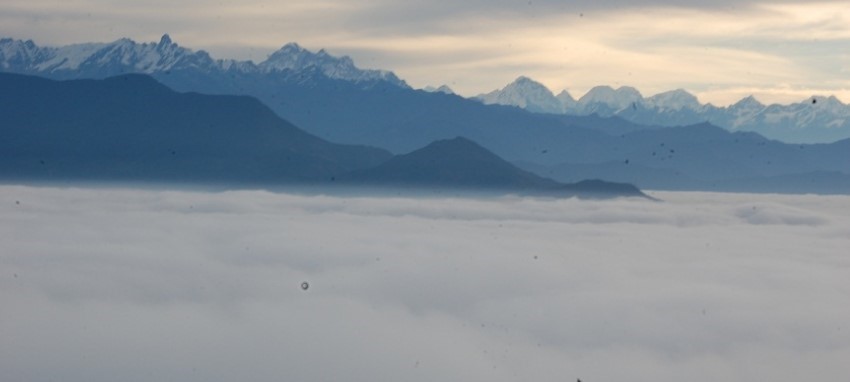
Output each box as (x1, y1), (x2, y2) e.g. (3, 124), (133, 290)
(2, 186), (848, 382)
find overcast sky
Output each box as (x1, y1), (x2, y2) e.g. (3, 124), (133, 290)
(2, 0), (849, 104)
(2, 186), (849, 381)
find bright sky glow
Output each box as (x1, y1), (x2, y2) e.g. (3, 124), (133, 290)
(2, 0), (849, 105)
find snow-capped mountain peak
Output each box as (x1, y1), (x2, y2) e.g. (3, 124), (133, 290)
(645, 89), (701, 111)
(259, 43), (406, 87)
(475, 76), (563, 114)
(577, 85), (644, 115)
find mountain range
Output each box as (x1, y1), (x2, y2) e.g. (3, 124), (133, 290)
(475, 76), (850, 144)
(0, 72), (648, 198)
(0, 34), (407, 87)
(1, 35), (848, 194)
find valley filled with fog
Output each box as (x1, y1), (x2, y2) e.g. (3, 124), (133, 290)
(2, 186), (848, 382)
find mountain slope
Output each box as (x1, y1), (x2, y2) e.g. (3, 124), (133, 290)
(345, 137), (561, 188)
(0, 73), (390, 184)
(344, 137), (649, 198)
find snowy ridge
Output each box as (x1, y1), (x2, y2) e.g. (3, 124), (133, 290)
(1, 35), (217, 75)
(259, 43), (405, 86)
(0, 35), (408, 88)
(474, 76), (850, 143)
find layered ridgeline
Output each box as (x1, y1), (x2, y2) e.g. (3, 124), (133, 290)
(0, 73), (648, 198)
(0, 72), (391, 184)
(1, 36), (848, 193)
(0, 35), (657, 158)
(476, 77), (850, 144)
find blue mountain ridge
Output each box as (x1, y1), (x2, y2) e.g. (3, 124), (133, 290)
(1, 35), (848, 194)
(0, 73), (649, 198)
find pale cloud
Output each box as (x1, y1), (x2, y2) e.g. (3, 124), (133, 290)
(1, 185), (849, 382)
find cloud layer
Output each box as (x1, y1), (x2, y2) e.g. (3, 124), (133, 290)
(2, 185), (849, 382)
(3, 1), (850, 104)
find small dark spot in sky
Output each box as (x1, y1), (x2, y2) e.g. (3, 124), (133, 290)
(579, 13), (583, 17)
(624, 159), (629, 164)
(812, 98), (817, 104)
(15, 201), (20, 205)
(13, 273), (18, 278)
(330, 176), (336, 182)
(541, 149), (548, 154)
(670, 149), (675, 153)
(533, 255), (538, 260)
(632, 102), (637, 110)
(660, 143), (665, 147)
(171, 150), (176, 155)
(301, 281), (310, 290)
(652, 151), (656, 156)
(39, 160), (45, 165)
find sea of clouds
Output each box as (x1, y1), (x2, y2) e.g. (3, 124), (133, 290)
(1, 185), (848, 382)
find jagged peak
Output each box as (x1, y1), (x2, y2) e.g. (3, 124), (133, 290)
(158, 34), (173, 46)
(265, 43), (348, 66)
(733, 95), (764, 108)
(556, 89), (575, 101)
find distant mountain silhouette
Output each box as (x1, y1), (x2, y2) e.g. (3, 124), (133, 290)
(0, 73), (390, 185)
(2, 33), (848, 194)
(0, 73), (649, 198)
(343, 137), (650, 198)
